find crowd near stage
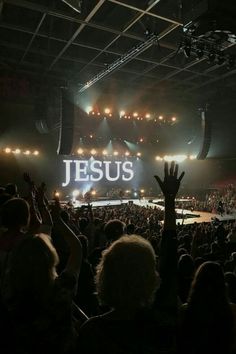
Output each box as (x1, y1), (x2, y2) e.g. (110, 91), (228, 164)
(72, 197), (236, 225)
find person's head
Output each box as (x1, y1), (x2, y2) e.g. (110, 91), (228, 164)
(1, 198), (30, 230)
(104, 219), (125, 243)
(5, 183), (18, 197)
(10, 234), (59, 302)
(188, 262), (226, 304)
(96, 235), (159, 311)
(178, 254), (194, 278)
(126, 223), (135, 235)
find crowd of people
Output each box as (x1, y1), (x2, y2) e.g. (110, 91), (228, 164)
(0, 162), (236, 354)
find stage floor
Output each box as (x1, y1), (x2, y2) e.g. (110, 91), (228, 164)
(73, 198), (236, 225)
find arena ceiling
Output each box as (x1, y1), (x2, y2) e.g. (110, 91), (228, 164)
(0, 0), (236, 109)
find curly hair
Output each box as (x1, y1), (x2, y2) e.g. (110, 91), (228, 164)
(96, 235), (159, 310)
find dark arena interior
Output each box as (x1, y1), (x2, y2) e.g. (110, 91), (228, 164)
(1, 1), (236, 353)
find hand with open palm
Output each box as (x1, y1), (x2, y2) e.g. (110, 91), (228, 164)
(154, 161), (185, 199)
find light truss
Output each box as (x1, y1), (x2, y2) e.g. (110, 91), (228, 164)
(79, 34), (158, 93)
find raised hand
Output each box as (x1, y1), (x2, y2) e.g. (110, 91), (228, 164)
(154, 161), (185, 199)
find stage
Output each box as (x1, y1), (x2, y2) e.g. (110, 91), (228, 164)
(72, 198), (236, 225)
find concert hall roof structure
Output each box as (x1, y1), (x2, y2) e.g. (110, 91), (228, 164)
(0, 0), (236, 109)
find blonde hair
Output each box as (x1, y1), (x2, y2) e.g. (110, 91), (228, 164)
(96, 235), (159, 310)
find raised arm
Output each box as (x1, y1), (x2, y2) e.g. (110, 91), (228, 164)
(51, 197), (82, 276)
(154, 162), (185, 310)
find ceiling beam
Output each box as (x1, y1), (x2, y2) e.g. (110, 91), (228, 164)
(19, 13), (46, 64)
(107, 0), (182, 26)
(73, 0), (180, 80)
(47, 0), (106, 71)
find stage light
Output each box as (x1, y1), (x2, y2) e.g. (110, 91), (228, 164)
(87, 106), (93, 113)
(14, 149), (21, 154)
(120, 110), (125, 116)
(133, 112), (138, 117)
(55, 192), (60, 197)
(139, 138), (144, 143)
(134, 192), (138, 197)
(4, 148), (11, 153)
(91, 149), (97, 155)
(159, 115), (163, 120)
(72, 189), (80, 197)
(163, 155), (187, 163)
(125, 151), (130, 156)
(128, 116), (131, 119)
(24, 150), (31, 155)
(140, 189), (145, 193)
(77, 148), (84, 154)
(33, 150), (39, 156)
(137, 152), (141, 157)
(155, 156), (162, 161)
(89, 134), (93, 138)
(189, 155), (197, 160)
(145, 113), (151, 119)
(113, 151), (118, 156)
(172, 117), (177, 122)
(97, 112), (101, 116)
(91, 111), (95, 115)
(125, 190), (130, 193)
(109, 113), (112, 117)
(102, 150), (108, 155)
(91, 190), (96, 196)
(104, 108), (111, 114)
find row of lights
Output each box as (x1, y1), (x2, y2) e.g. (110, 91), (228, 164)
(76, 148), (142, 157)
(57, 189), (146, 198)
(87, 107), (177, 122)
(155, 155), (196, 162)
(2, 148), (39, 155)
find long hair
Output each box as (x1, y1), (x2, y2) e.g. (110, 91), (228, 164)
(9, 234), (59, 308)
(180, 262), (234, 354)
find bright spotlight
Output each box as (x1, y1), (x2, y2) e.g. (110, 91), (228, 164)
(113, 151), (118, 156)
(133, 112), (138, 117)
(91, 111), (95, 115)
(89, 134), (93, 139)
(159, 115), (163, 120)
(91, 190), (96, 196)
(104, 108), (111, 114)
(24, 150), (31, 155)
(145, 113), (151, 119)
(5, 148), (11, 153)
(172, 117), (177, 122)
(125, 190), (130, 193)
(120, 110), (125, 116)
(140, 189), (145, 193)
(72, 189), (80, 197)
(33, 150), (39, 156)
(134, 192), (138, 197)
(163, 155), (187, 163)
(155, 156), (162, 161)
(91, 149), (97, 155)
(137, 152), (141, 157)
(87, 106), (93, 113)
(139, 138), (144, 143)
(125, 151), (130, 156)
(54, 192), (60, 197)
(77, 148), (84, 154)
(102, 150), (108, 155)
(189, 155), (197, 160)
(14, 149), (21, 154)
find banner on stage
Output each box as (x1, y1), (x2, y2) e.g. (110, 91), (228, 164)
(62, 159), (134, 186)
